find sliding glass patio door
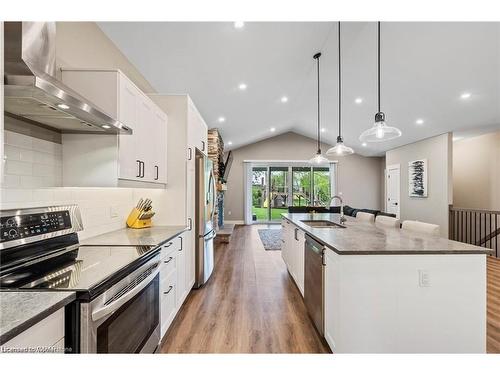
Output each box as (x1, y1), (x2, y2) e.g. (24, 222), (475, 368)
(249, 163), (335, 223)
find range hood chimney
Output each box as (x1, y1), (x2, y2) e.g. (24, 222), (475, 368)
(4, 22), (132, 135)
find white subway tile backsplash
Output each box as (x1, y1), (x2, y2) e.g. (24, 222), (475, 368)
(6, 160), (32, 176)
(2, 131), (62, 189)
(0, 187), (168, 239)
(4, 131), (33, 149)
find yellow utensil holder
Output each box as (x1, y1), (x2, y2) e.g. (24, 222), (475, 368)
(126, 208), (152, 229)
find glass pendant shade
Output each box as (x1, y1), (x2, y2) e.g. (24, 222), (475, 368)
(326, 136), (354, 156)
(359, 112), (402, 142)
(309, 151), (330, 164)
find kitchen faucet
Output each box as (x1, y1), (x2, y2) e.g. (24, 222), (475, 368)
(325, 195), (346, 223)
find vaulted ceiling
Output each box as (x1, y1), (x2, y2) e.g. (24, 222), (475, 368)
(98, 22), (500, 156)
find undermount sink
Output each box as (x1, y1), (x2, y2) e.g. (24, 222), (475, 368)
(301, 220), (345, 228)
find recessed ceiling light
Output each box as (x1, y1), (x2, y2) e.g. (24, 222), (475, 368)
(354, 97), (363, 104)
(280, 96), (288, 103)
(227, 141), (233, 145)
(321, 128), (326, 133)
(234, 21), (244, 29)
(218, 116), (226, 123)
(238, 83), (247, 91)
(270, 127), (276, 132)
(102, 125), (111, 129)
(362, 142), (367, 147)
(460, 92), (471, 99)
(57, 103), (70, 110)
(415, 119), (424, 125)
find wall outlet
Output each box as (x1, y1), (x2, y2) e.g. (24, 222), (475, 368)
(109, 206), (119, 219)
(228, 211), (232, 216)
(418, 269), (431, 287)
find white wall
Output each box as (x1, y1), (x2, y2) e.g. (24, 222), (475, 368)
(453, 130), (500, 210)
(224, 132), (384, 222)
(385, 133), (453, 236)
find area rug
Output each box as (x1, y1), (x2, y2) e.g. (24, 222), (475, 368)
(258, 229), (282, 251)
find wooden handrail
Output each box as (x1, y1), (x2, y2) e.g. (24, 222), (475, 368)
(450, 206), (500, 215)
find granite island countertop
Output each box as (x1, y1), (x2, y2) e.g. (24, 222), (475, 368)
(81, 225), (188, 247)
(282, 213), (493, 255)
(0, 291), (75, 345)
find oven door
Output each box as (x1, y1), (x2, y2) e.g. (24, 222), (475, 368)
(80, 255), (161, 353)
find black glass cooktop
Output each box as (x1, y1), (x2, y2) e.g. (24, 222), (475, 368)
(0, 244), (155, 295)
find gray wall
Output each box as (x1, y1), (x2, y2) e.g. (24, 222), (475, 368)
(385, 133), (452, 236)
(224, 132), (384, 222)
(453, 130), (500, 210)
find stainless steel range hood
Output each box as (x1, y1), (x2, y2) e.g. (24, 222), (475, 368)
(4, 22), (132, 135)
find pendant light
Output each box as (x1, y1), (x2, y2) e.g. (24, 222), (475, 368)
(359, 22), (402, 143)
(326, 21), (354, 156)
(309, 52), (330, 164)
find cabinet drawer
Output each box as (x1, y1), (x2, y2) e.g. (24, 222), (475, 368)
(161, 252), (177, 280)
(160, 236), (182, 260)
(160, 271), (177, 337)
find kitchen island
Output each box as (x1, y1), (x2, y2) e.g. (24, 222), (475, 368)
(281, 213), (491, 353)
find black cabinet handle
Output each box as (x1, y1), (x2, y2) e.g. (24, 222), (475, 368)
(187, 148), (193, 160)
(163, 285), (173, 295)
(178, 236), (183, 251)
(164, 241), (173, 248)
(155, 165), (159, 180)
(201, 141), (205, 151)
(164, 256), (173, 264)
(136, 160), (141, 178)
(141, 161), (145, 178)
(294, 228), (299, 241)
(188, 218), (192, 231)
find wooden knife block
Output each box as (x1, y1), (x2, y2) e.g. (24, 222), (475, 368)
(126, 208), (152, 229)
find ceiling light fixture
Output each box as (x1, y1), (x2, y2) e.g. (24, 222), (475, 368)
(355, 97), (363, 104)
(280, 96), (288, 103)
(460, 92), (471, 99)
(321, 128), (326, 133)
(326, 22), (354, 157)
(238, 83), (247, 90)
(270, 127), (276, 132)
(308, 52), (330, 164)
(362, 142), (367, 147)
(234, 21), (244, 29)
(57, 103), (69, 110)
(415, 119), (424, 125)
(227, 141), (233, 145)
(359, 22), (402, 143)
(101, 125), (111, 129)
(218, 116), (226, 123)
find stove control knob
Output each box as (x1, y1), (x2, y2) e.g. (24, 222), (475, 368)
(8, 229), (18, 238)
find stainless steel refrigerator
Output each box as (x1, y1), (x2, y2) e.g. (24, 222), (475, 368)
(194, 149), (216, 288)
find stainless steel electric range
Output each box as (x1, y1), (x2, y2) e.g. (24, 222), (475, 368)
(0, 205), (161, 353)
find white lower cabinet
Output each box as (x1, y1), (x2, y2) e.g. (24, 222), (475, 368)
(1, 308), (65, 353)
(281, 218), (305, 296)
(158, 231), (194, 341)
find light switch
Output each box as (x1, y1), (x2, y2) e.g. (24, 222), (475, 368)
(418, 269), (430, 287)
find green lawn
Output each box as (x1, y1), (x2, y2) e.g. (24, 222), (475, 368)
(252, 207), (287, 221)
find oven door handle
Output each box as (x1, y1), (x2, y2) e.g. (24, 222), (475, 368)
(91, 267), (160, 322)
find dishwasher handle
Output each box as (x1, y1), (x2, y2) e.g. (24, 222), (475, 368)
(305, 234), (326, 264)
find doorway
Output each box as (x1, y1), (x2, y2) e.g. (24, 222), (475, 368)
(248, 162), (335, 223)
(385, 164), (400, 218)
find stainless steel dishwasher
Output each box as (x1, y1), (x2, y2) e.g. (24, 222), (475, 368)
(304, 234), (325, 337)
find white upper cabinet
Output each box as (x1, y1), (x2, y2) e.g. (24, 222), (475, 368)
(61, 69), (167, 186)
(187, 98), (208, 155)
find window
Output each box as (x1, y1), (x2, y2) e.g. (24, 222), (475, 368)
(246, 162), (336, 223)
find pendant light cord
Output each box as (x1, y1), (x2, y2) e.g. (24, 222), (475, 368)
(378, 21), (381, 113)
(316, 53), (321, 153)
(338, 21), (342, 139)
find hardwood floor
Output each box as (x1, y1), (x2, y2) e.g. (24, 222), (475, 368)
(160, 224), (500, 353)
(160, 224), (330, 353)
(487, 256), (500, 353)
